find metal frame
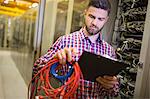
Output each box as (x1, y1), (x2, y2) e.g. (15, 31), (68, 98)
(33, 0), (46, 59)
(134, 0), (150, 98)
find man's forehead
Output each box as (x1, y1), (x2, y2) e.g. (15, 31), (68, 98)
(86, 6), (109, 17)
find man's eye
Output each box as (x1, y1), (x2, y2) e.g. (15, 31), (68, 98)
(98, 18), (105, 21)
(89, 15), (95, 19)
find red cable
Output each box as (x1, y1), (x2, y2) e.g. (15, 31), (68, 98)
(28, 58), (83, 99)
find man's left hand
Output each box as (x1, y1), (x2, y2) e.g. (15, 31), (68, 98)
(96, 75), (118, 89)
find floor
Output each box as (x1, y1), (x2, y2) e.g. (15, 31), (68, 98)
(0, 50), (27, 99)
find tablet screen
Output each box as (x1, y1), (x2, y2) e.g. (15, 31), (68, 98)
(78, 51), (129, 81)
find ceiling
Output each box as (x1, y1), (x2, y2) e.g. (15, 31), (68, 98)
(0, 0), (39, 17)
(58, 0), (88, 12)
(0, 0), (88, 17)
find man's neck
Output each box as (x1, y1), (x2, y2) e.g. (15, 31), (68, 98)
(83, 27), (100, 43)
(88, 33), (99, 43)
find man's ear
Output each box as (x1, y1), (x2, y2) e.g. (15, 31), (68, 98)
(84, 6), (90, 15)
(105, 16), (109, 23)
(83, 9), (87, 15)
(83, 9), (87, 20)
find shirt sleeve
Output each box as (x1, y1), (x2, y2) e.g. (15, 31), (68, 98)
(30, 37), (64, 98)
(32, 36), (63, 75)
(101, 47), (120, 97)
(98, 43), (120, 97)
(99, 80), (120, 97)
(112, 47), (117, 59)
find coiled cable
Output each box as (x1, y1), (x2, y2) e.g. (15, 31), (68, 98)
(28, 58), (83, 99)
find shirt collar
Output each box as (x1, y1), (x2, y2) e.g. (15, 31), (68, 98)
(79, 27), (102, 43)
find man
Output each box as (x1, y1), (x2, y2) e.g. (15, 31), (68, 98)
(32, 0), (119, 98)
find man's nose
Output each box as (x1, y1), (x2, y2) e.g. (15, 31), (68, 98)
(92, 19), (98, 26)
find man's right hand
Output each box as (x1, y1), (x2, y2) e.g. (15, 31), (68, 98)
(54, 47), (77, 65)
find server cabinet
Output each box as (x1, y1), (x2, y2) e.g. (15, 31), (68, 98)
(0, 21), (5, 47)
(134, 0), (150, 98)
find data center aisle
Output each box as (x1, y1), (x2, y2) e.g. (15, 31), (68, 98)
(0, 50), (27, 99)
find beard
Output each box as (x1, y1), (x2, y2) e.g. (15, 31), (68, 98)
(85, 25), (103, 36)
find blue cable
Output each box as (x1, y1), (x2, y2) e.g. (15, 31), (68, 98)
(50, 62), (74, 83)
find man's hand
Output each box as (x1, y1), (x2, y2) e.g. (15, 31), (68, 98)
(96, 75), (118, 89)
(54, 47), (77, 65)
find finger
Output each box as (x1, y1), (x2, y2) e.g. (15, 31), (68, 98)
(100, 81), (114, 89)
(64, 47), (72, 62)
(96, 77), (114, 89)
(102, 77), (118, 85)
(70, 47), (78, 61)
(96, 77), (117, 88)
(60, 49), (67, 65)
(56, 50), (63, 64)
(103, 76), (118, 81)
(71, 48), (77, 55)
(101, 83), (114, 89)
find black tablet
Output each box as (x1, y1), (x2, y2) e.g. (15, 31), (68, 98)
(78, 51), (129, 81)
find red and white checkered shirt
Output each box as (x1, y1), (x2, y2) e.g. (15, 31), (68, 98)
(32, 28), (119, 98)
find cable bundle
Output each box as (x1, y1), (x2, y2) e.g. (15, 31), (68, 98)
(28, 58), (83, 99)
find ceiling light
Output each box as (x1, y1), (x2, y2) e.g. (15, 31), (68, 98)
(29, 6), (32, 8)
(4, 0), (9, 4)
(31, 3), (38, 8)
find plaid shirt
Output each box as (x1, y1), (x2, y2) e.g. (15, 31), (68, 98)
(32, 28), (119, 98)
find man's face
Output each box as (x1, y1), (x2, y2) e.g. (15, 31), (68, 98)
(84, 6), (109, 36)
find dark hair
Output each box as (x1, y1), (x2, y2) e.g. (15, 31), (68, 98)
(88, 0), (111, 15)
